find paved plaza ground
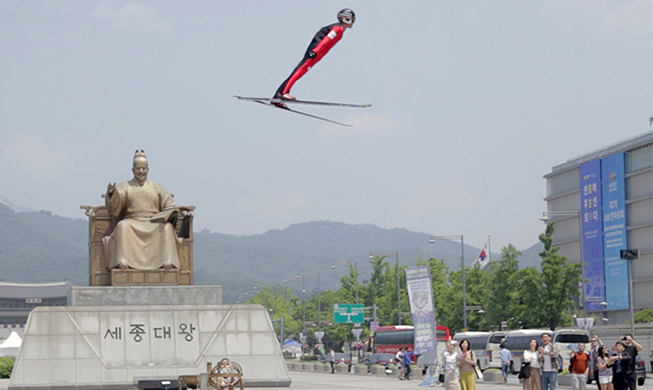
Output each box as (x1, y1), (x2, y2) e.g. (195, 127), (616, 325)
(1, 371), (651, 390)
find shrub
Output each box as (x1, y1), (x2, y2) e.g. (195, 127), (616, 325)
(300, 355), (318, 361)
(0, 356), (15, 379)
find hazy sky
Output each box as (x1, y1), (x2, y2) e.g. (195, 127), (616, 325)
(1, 1), (651, 251)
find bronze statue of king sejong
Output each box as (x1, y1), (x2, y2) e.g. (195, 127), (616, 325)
(103, 150), (181, 270)
(82, 150), (194, 286)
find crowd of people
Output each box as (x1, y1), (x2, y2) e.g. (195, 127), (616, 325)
(429, 333), (645, 390)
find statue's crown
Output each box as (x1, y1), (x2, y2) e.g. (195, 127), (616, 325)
(133, 149), (147, 161)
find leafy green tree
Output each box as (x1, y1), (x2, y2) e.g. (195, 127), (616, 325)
(634, 308), (653, 323)
(247, 285), (303, 339)
(511, 267), (544, 329)
(364, 256), (396, 324)
(484, 245), (522, 330)
(337, 263), (362, 304)
(535, 223), (582, 330)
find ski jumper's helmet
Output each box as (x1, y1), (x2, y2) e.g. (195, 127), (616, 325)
(337, 8), (356, 25)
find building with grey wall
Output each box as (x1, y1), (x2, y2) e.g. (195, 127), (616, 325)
(0, 281), (72, 338)
(543, 130), (652, 324)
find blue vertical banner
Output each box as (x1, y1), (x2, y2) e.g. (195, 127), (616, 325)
(580, 159), (605, 312)
(601, 153), (629, 310)
(405, 266), (436, 355)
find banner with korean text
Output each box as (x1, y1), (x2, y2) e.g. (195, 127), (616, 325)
(405, 266), (436, 355)
(601, 153), (629, 310)
(580, 159), (605, 312)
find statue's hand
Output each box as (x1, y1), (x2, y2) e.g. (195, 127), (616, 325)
(107, 183), (116, 196)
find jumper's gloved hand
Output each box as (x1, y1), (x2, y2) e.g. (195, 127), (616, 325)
(308, 51), (316, 59)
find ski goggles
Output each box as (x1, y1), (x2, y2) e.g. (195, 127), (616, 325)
(341, 16), (354, 25)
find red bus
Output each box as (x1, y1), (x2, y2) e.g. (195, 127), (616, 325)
(370, 325), (451, 360)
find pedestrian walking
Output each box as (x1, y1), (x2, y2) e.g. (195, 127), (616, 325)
(458, 339), (477, 390)
(538, 332), (560, 390)
(442, 340), (462, 390)
(523, 338), (542, 390)
(500, 342), (513, 383)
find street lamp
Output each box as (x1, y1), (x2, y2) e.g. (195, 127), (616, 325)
(284, 275), (307, 334)
(369, 252), (400, 324)
(540, 211), (586, 321)
(429, 235), (466, 329)
(331, 261), (359, 303)
(620, 248), (639, 336)
(290, 273), (322, 332)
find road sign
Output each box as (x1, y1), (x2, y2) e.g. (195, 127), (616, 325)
(333, 303), (365, 324)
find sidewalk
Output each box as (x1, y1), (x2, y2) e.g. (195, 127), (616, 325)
(1, 372), (651, 390)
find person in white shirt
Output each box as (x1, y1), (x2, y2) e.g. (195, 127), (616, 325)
(395, 348), (405, 380)
(441, 340), (462, 390)
(522, 338), (542, 390)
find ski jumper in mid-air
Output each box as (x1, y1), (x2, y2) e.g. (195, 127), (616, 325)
(274, 8), (355, 102)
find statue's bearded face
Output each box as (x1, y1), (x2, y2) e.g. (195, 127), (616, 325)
(132, 159), (149, 183)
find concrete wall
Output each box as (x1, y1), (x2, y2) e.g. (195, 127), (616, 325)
(9, 304), (290, 389)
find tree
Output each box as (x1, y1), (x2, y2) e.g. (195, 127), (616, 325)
(484, 245), (522, 330)
(535, 222), (582, 330)
(248, 285), (303, 339)
(634, 308), (653, 323)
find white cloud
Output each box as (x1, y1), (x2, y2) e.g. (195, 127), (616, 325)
(91, 1), (171, 31)
(0, 134), (71, 181)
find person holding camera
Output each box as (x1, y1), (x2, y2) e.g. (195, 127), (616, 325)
(621, 335), (642, 390)
(608, 341), (634, 390)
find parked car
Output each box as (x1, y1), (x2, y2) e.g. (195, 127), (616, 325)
(636, 355), (646, 386)
(360, 353), (396, 368)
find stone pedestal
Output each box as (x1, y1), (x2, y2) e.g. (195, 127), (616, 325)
(68, 286), (222, 306)
(9, 286), (290, 389)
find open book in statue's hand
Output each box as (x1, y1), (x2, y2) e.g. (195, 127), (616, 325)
(150, 208), (180, 223)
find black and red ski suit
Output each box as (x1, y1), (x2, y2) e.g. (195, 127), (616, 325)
(275, 23), (345, 98)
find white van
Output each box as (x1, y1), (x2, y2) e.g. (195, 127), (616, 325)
(503, 329), (552, 372)
(453, 331), (492, 371)
(487, 331), (505, 369)
(553, 328), (590, 371)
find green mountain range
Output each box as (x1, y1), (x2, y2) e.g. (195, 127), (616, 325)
(0, 202), (543, 303)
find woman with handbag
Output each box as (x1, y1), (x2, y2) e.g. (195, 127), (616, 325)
(441, 340), (462, 390)
(522, 338), (542, 390)
(458, 339), (478, 390)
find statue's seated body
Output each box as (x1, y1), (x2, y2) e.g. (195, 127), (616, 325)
(81, 150), (194, 286)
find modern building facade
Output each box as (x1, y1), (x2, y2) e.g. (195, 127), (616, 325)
(544, 131), (653, 323)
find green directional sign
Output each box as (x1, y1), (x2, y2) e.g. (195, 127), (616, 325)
(333, 303), (365, 324)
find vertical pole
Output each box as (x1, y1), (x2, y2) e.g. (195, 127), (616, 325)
(318, 272), (321, 331)
(354, 262), (359, 304)
(280, 317), (285, 346)
(461, 236), (467, 330)
(302, 277), (306, 335)
(396, 252), (401, 325)
(578, 213), (587, 322)
(628, 260), (635, 336)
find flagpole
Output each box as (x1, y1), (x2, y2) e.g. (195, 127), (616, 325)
(488, 235), (491, 264)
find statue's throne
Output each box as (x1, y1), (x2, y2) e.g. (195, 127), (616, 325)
(80, 205), (195, 286)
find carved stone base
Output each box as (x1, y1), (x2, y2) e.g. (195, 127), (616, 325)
(110, 269), (192, 286)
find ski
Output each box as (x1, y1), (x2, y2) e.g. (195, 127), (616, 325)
(237, 96), (353, 127)
(234, 95), (371, 108)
